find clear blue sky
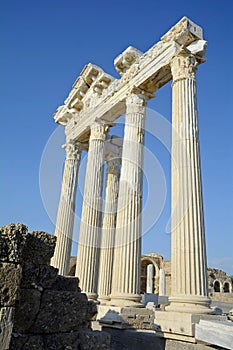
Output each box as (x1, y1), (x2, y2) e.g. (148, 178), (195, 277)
(1, 1), (232, 275)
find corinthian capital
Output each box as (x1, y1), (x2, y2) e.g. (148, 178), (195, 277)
(89, 120), (109, 142)
(63, 142), (82, 160)
(171, 54), (198, 83)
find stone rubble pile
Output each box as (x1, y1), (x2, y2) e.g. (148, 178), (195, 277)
(0, 223), (110, 350)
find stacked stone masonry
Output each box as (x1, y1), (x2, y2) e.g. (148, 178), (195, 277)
(0, 223), (110, 350)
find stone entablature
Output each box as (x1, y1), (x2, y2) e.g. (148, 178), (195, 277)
(53, 17), (206, 144)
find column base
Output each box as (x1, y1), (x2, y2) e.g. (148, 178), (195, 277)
(98, 295), (110, 305)
(109, 293), (143, 307)
(165, 295), (213, 314)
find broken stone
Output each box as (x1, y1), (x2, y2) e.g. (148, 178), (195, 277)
(43, 331), (80, 350)
(0, 263), (22, 306)
(50, 275), (81, 292)
(30, 290), (91, 333)
(10, 334), (44, 350)
(23, 231), (56, 265)
(20, 263), (58, 290)
(0, 307), (15, 350)
(13, 289), (41, 333)
(87, 300), (98, 321)
(0, 224), (28, 263)
(78, 329), (111, 350)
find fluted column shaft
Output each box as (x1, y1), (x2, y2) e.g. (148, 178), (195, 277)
(75, 122), (108, 300)
(168, 53), (211, 313)
(110, 93), (147, 307)
(159, 268), (166, 296)
(51, 142), (81, 275)
(98, 157), (121, 303)
(146, 264), (154, 294)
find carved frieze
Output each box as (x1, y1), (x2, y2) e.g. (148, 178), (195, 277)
(92, 73), (115, 96)
(114, 46), (143, 75)
(53, 105), (73, 125)
(161, 16), (203, 45)
(80, 63), (103, 86)
(52, 17), (206, 141)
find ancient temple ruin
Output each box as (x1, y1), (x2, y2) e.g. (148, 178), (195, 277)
(50, 16), (222, 340)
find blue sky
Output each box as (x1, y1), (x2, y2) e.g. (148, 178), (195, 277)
(1, 1), (233, 275)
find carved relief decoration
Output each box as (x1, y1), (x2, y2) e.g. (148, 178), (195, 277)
(63, 142), (82, 160)
(171, 54), (198, 83)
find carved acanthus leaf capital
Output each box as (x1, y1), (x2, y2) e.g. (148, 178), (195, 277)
(63, 142), (82, 160)
(171, 54), (198, 83)
(90, 120), (109, 142)
(126, 92), (147, 113)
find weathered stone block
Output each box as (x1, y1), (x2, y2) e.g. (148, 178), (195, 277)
(0, 263), (22, 306)
(0, 307), (15, 350)
(10, 334), (44, 350)
(0, 224), (28, 263)
(50, 275), (80, 292)
(78, 329), (111, 350)
(43, 331), (81, 349)
(102, 328), (165, 350)
(21, 263), (58, 290)
(98, 305), (154, 330)
(87, 300), (98, 321)
(23, 231), (56, 265)
(13, 289), (41, 333)
(30, 290), (91, 333)
(120, 308), (154, 330)
(195, 319), (233, 350)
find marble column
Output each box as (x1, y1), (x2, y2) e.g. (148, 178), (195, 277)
(51, 142), (82, 276)
(110, 92), (148, 307)
(75, 121), (108, 301)
(167, 53), (212, 313)
(98, 156), (121, 303)
(159, 268), (166, 296)
(146, 264), (154, 294)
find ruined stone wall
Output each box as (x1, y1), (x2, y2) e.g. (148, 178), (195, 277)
(0, 223), (110, 350)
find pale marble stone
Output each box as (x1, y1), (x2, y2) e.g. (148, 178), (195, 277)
(141, 293), (158, 309)
(51, 142), (81, 275)
(75, 121), (108, 300)
(51, 17), (211, 322)
(0, 307), (14, 350)
(146, 264), (154, 294)
(159, 268), (166, 296)
(114, 46), (143, 75)
(166, 51), (212, 314)
(110, 92), (151, 307)
(155, 311), (228, 338)
(195, 319), (233, 350)
(98, 151), (121, 303)
(54, 17), (204, 143)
